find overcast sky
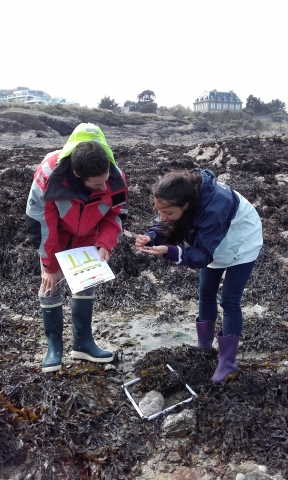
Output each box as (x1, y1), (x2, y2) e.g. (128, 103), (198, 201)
(1, 0), (287, 109)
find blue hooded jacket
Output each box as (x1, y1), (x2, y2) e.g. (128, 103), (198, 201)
(146, 169), (263, 269)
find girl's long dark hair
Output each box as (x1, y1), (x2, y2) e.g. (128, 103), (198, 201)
(153, 169), (202, 245)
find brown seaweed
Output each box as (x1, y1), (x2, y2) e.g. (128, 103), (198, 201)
(1, 136), (288, 478)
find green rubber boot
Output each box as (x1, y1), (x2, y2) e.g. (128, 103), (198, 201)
(42, 305), (63, 372)
(71, 298), (113, 363)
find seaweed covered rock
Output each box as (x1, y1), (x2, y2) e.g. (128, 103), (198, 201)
(0, 133), (288, 479)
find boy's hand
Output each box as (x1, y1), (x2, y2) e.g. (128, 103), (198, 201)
(98, 247), (110, 262)
(41, 270), (64, 296)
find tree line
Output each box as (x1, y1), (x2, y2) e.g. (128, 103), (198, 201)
(244, 95), (286, 116)
(98, 90), (157, 114)
(98, 91), (287, 117)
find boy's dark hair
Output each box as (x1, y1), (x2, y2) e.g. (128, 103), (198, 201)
(71, 141), (110, 180)
(153, 169), (202, 244)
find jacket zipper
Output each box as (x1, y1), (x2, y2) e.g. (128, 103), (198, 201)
(77, 203), (84, 235)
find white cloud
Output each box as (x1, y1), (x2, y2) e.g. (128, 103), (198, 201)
(1, 0), (288, 109)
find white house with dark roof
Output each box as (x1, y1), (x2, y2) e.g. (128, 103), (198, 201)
(193, 89), (242, 112)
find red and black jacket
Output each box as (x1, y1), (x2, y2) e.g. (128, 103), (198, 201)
(25, 150), (128, 273)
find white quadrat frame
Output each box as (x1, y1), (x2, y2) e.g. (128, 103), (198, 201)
(122, 364), (198, 421)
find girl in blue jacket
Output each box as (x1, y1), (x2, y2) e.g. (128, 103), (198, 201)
(135, 169), (263, 382)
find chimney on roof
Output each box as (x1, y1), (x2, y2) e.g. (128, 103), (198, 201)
(212, 89), (217, 93)
(229, 90), (233, 94)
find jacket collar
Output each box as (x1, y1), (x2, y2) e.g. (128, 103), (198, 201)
(44, 156), (126, 201)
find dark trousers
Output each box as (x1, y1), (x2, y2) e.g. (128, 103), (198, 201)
(199, 261), (255, 336)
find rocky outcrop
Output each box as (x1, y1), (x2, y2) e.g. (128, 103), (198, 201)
(0, 110), (80, 136)
(1, 112), (288, 479)
(0, 106), (228, 148)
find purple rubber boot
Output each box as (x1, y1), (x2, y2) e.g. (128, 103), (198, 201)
(211, 331), (239, 382)
(196, 317), (216, 349)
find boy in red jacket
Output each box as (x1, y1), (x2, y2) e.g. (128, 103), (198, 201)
(26, 123), (128, 372)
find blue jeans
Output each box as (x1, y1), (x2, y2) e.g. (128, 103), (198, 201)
(39, 262), (96, 307)
(199, 261), (255, 336)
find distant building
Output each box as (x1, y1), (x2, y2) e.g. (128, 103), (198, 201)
(0, 87), (74, 105)
(119, 106), (130, 114)
(193, 89), (242, 112)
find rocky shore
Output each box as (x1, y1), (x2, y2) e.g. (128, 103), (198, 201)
(1, 113), (288, 479)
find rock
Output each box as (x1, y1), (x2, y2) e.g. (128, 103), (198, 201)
(104, 364), (116, 371)
(117, 336), (131, 346)
(162, 409), (196, 437)
(276, 255), (288, 276)
(259, 466), (267, 473)
(122, 348), (134, 356)
(139, 390), (165, 416)
(171, 466), (207, 480)
(275, 173), (288, 184)
(37, 113), (80, 135)
(232, 463), (282, 480)
(99, 328), (110, 337)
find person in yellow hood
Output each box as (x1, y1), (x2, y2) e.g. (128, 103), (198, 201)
(26, 123), (128, 372)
